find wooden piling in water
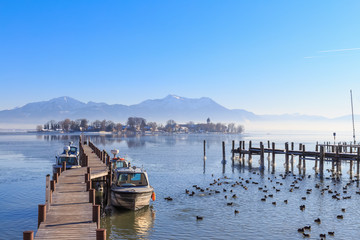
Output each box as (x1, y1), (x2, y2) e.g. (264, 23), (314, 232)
(45, 174), (50, 212)
(89, 189), (95, 205)
(319, 146), (324, 178)
(203, 140), (206, 159)
(357, 147), (360, 180)
(260, 142), (264, 169)
(96, 229), (107, 240)
(350, 155), (354, 179)
(315, 143), (319, 172)
(285, 142), (289, 172)
(232, 140), (235, 160)
(23, 231), (34, 240)
(87, 180), (92, 191)
(336, 147), (340, 178)
(62, 161), (66, 172)
(85, 173), (90, 183)
(298, 144), (302, 173)
(50, 180), (55, 192)
(54, 173), (58, 184)
(93, 205), (100, 229)
(38, 204), (46, 228)
(222, 141), (225, 161)
(302, 145), (306, 172)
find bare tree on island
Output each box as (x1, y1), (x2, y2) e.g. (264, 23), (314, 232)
(165, 119), (176, 132)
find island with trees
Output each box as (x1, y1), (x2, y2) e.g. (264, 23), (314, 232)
(36, 117), (244, 134)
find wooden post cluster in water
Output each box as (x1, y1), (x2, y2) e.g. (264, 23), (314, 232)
(229, 140), (360, 180)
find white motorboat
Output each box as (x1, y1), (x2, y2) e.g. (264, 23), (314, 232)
(111, 166), (154, 210)
(53, 143), (80, 173)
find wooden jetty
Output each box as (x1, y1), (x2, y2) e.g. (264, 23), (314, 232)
(24, 136), (112, 240)
(227, 140), (360, 179)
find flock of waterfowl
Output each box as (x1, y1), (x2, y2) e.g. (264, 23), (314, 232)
(163, 169), (360, 239)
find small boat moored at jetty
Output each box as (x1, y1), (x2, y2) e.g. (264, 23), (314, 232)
(53, 142), (80, 173)
(111, 166), (154, 210)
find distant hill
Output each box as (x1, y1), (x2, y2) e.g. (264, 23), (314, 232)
(0, 95), (257, 125)
(0, 95), (354, 131)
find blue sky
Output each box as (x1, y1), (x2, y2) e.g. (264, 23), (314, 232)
(1, 1), (360, 118)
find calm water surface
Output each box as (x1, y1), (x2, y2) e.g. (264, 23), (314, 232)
(1, 132), (360, 239)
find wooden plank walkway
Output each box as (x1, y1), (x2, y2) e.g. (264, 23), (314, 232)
(34, 141), (108, 240)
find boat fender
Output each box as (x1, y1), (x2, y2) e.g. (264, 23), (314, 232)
(152, 192), (156, 201)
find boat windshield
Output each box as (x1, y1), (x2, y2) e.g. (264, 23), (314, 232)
(116, 173), (148, 187)
(57, 156), (78, 166)
(70, 147), (78, 154)
(112, 161), (128, 169)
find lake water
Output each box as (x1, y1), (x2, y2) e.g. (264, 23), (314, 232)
(1, 132), (360, 239)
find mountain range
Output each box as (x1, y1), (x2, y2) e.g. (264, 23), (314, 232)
(0, 95), (355, 131)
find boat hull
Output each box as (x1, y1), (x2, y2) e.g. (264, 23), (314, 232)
(111, 188), (153, 210)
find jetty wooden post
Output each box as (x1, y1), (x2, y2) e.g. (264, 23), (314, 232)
(50, 180), (55, 192)
(87, 179), (92, 191)
(289, 142), (294, 172)
(222, 141), (226, 161)
(54, 172), (58, 184)
(315, 143), (319, 172)
(271, 142), (275, 173)
(85, 155), (89, 167)
(62, 161), (66, 172)
(106, 152), (110, 165)
(260, 142), (264, 170)
(89, 189), (95, 205)
(96, 229), (106, 240)
(242, 141), (245, 165)
(93, 205), (100, 229)
(106, 168), (112, 208)
(285, 142), (289, 172)
(237, 141), (241, 166)
(45, 174), (50, 212)
(23, 231), (34, 240)
(87, 167), (91, 174)
(38, 204), (46, 228)
(85, 173), (90, 183)
(335, 146), (340, 178)
(302, 145), (306, 172)
(298, 144), (302, 173)
(319, 146), (324, 178)
(339, 146), (342, 174)
(350, 155), (354, 179)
